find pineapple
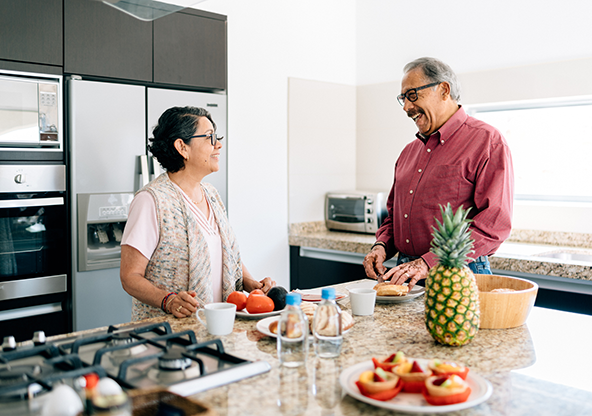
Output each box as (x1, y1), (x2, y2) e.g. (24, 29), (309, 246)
(425, 204), (480, 346)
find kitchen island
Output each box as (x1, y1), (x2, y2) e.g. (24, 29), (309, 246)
(123, 279), (592, 416)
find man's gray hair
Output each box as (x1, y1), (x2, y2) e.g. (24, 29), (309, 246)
(404, 57), (461, 102)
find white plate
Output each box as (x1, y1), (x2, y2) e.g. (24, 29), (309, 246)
(256, 316), (352, 338)
(236, 309), (282, 320)
(346, 280), (425, 303)
(293, 289), (348, 304)
(339, 359), (492, 413)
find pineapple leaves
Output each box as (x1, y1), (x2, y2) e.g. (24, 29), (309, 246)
(430, 203), (475, 268)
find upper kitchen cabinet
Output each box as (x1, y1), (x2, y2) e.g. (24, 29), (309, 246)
(0, 0), (63, 67)
(64, 0), (152, 82)
(154, 10), (227, 90)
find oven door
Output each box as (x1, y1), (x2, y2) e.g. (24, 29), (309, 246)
(0, 74), (61, 149)
(0, 192), (69, 341)
(325, 194), (368, 233)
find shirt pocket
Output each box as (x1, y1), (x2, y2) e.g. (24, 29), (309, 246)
(419, 165), (462, 211)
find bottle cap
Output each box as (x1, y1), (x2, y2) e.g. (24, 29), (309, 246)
(321, 287), (336, 300)
(285, 293), (301, 306)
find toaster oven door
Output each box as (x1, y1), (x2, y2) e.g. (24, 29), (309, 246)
(325, 194), (368, 233)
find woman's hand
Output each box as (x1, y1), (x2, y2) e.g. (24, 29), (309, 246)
(242, 263), (276, 294)
(166, 290), (199, 318)
(243, 276), (276, 294)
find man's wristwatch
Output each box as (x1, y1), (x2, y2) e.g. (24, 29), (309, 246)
(371, 241), (387, 251)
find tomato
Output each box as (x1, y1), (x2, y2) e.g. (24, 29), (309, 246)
(226, 291), (247, 311)
(246, 294), (274, 314)
(250, 289), (265, 296)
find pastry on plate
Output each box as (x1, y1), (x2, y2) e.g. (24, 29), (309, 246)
(393, 360), (432, 393)
(355, 367), (403, 401)
(422, 375), (472, 406)
(372, 351), (408, 372)
(428, 359), (469, 380)
(373, 282), (409, 296)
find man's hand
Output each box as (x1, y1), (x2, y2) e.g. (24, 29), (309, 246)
(382, 258), (429, 290)
(363, 245), (387, 280)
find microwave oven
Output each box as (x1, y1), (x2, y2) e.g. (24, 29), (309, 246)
(0, 70), (62, 153)
(325, 190), (389, 234)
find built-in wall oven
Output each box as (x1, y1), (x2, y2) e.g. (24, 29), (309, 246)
(0, 165), (69, 342)
(0, 69), (69, 342)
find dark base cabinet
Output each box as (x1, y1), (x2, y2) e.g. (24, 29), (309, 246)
(533, 288), (592, 316)
(289, 246), (367, 290)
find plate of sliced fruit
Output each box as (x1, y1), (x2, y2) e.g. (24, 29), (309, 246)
(339, 356), (492, 413)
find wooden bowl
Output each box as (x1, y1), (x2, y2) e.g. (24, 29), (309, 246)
(475, 274), (538, 329)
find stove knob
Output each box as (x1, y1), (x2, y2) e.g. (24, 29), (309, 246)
(2, 336), (16, 351)
(33, 331), (46, 346)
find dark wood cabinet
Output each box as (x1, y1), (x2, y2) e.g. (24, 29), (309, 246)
(290, 246), (366, 290)
(1, 1), (226, 88)
(64, 0), (153, 82)
(0, 0), (63, 67)
(154, 10), (227, 90)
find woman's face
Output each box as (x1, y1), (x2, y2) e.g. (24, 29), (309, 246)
(179, 117), (222, 176)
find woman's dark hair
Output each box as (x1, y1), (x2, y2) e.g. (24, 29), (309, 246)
(148, 106), (216, 173)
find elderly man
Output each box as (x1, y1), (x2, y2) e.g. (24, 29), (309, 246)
(363, 57), (514, 289)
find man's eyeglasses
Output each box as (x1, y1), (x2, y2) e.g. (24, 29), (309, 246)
(397, 82), (441, 106)
(190, 133), (224, 146)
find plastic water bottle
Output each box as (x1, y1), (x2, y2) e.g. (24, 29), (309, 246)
(312, 287), (342, 358)
(278, 293), (309, 367)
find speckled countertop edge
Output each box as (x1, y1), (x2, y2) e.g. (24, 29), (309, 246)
(289, 222), (592, 281)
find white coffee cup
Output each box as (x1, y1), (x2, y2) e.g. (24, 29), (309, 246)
(349, 288), (376, 316)
(197, 302), (236, 335)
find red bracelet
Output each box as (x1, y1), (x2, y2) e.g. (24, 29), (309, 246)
(161, 292), (177, 313)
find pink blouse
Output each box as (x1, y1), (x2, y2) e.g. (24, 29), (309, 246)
(121, 183), (224, 302)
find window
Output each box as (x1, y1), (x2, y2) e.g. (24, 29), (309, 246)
(467, 97), (592, 202)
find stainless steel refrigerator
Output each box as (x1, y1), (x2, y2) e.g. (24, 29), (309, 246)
(69, 78), (227, 331)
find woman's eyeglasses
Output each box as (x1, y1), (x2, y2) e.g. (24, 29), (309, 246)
(190, 133), (224, 146)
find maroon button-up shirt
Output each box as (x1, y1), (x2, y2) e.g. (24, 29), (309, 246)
(376, 106), (514, 268)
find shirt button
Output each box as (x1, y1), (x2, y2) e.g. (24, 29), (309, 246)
(409, 190), (413, 194)
(404, 214), (408, 218)
(427, 148), (431, 153)
(418, 169), (422, 173)
(406, 239), (410, 243)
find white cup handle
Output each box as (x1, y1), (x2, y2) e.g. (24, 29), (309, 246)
(196, 308), (207, 326)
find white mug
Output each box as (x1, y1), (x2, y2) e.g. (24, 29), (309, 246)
(349, 288), (376, 316)
(197, 303), (236, 335)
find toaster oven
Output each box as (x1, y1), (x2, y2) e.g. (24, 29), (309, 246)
(325, 190), (389, 234)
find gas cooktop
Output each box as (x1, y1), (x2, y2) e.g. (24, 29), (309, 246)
(0, 322), (270, 415)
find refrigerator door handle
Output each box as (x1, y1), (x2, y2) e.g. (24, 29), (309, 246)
(152, 156), (162, 180)
(139, 155), (150, 187)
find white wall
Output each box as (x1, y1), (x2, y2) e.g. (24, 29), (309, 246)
(288, 78), (356, 224)
(356, 0), (592, 86)
(191, 0), (592, 286)
(196, 1), (356, 288)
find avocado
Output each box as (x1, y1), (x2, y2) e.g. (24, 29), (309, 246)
(268, 286), (288, 311)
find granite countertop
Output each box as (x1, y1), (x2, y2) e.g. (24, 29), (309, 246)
(288, 222), (592, 282)
(87, 279), (592, 416)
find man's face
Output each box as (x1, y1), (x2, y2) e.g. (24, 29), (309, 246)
(400, 69), (447, 136)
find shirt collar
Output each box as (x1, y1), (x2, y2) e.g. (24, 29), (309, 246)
(415, 105), (467, 146)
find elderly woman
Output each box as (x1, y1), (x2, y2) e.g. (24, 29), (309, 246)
(120, 106), (275, 320)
